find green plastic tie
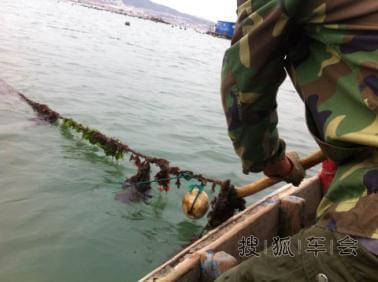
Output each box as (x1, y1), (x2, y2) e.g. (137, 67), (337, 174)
(188, 183), (206, 193)
(180, 171), (194, 181)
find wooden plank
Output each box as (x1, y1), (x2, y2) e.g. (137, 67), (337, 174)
(140, 177), (321, 282)
(157, 200), (280, 282)
(279, 196), (306, 237)
(293, 179), (322, 226)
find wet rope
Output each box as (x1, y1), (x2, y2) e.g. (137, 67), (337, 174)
(17, 92), (223, 191)
(17, 91), (246, 230)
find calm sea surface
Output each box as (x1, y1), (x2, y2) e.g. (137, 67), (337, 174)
(0, 0), (318, 281)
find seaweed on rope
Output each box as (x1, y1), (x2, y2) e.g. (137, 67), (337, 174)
(18, 92), (224, 191)
(18, 91), (246, 229)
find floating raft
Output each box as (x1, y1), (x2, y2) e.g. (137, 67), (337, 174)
(140, 176), (322, 281)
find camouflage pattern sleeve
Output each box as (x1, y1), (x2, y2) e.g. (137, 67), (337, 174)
(221, 0), (302, 174)
(221, 1), (286, 173)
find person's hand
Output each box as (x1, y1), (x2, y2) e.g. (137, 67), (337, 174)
(263, 152), (305, 186)
(199, 250), (238, 281)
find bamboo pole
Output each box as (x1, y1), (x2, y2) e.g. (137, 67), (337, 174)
(236, 150), (326, 198)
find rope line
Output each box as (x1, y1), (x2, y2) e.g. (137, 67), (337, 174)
(188, 183), (206, 214)
(17, 92), (225, 193)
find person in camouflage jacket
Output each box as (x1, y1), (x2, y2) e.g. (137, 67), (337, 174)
(215, 0), (378, 280)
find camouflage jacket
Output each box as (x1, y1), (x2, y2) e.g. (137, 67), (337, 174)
(222, 0), (378, 239)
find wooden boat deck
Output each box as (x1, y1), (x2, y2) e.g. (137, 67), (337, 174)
(140, 176), (322, 282)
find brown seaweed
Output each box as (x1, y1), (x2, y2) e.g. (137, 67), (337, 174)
(115, 161), (152, 203)
(18, 91), (242, 228)
(206, 180), (246, 230)
(19, 93), (60, 123)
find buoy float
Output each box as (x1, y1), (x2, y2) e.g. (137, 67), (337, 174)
(182, 188), (209, 219)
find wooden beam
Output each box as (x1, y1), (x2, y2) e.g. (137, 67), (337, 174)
(279, 195), (306, 237)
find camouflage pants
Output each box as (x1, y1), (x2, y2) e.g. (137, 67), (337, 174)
(215, 225), (378, 282)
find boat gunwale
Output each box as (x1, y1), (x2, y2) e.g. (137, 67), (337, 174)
(140, 176), (321, 281)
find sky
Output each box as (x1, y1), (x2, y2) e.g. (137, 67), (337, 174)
(151, 0), (237, 22)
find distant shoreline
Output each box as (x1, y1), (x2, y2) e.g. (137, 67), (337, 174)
(65, 0), (228, 39)
(67, 0), (171, 24)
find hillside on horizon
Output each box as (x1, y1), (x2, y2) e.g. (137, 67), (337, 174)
(121, 0), (214, 25)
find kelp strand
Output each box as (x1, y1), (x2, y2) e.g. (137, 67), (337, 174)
(18, 93), (223, 188)
(18, 92), (245, 229)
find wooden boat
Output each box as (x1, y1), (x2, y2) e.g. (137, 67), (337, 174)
(140, 176), (322, 281)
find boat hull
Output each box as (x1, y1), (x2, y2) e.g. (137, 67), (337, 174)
(140, 176), (322, 282)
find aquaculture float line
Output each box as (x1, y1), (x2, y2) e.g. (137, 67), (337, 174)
(18, 93), (224, 187)
(18, 92), (246, 229)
